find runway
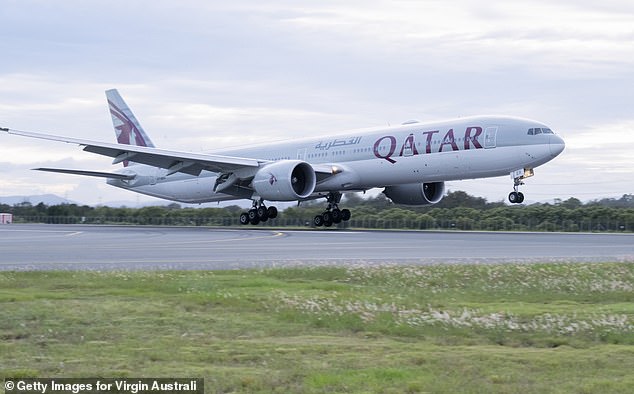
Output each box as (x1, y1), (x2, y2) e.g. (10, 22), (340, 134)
(0, 224), (632, 270)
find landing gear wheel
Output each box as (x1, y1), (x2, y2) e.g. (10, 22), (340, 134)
(323, 216), (333, 227)
(239, 212), (250, 225)
(243, 200), (278, 226)
(257, 206), (269, 221)
(508, 192), (525, 204)
(341, 209), (351, 221)
(267, 206), (278, 219)
(314, 192), (353, 227)
(331, 208), (342, 224)
(248, 209), (259, 223)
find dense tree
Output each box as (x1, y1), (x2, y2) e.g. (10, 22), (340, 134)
(560, 197), (583, 209)
(431, 190), (489, 209)
(4, 190), (633, 232)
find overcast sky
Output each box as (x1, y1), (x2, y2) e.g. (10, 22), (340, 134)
(1, 0), (633, 206)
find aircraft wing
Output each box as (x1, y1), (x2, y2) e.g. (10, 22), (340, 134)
(3, 127), (263, 176)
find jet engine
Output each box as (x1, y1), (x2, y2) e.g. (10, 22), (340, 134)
(252, 160), (317, 201)
(383, 182), (445, 205)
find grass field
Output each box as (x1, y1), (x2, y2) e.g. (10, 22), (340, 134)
(1, 263), (633, 393)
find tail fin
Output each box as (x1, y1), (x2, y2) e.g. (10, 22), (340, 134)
(106, 89), (155, 160)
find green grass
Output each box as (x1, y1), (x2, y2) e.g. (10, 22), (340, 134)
(1, 263), (633, 393)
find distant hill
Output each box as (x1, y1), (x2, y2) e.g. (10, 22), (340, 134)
(0, 194), (77, 206)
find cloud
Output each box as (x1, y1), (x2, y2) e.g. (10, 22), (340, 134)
(1, 1), (632, 204)
(558, 120), (634, 176)
(276, 1), (634, 75)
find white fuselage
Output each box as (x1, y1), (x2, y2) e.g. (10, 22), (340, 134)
(108, 115), (565, 203)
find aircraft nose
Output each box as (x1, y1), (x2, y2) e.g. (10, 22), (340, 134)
(549, 135), (565, 157)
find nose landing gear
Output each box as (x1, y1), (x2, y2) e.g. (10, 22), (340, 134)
(508, 168), (534, 204)
(313, 192), (351, 227)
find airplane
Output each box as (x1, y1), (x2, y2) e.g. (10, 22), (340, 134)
(2, 89), (565, 226)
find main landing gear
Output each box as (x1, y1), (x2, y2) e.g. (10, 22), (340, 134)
(239, 200), (278, 225)
(313, 192), (352, 227)
(508, 168), (534, 204)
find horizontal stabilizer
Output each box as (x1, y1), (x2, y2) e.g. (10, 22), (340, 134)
(34, 168), (136, 180)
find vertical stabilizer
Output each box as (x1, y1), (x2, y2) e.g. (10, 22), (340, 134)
(106, 89), (155, 157)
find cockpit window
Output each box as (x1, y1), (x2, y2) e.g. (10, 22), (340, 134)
(528, 127), (555, 135)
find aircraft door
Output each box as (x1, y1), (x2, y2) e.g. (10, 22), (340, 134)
(484, 127), (497, 148)
(297, 148), (307, 160)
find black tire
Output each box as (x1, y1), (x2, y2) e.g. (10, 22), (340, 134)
(248, 209), (259, 222)
(508, 192), (518, 204)
(331, 209), (342, 224)
(267, 206), (278, 219)
(341, 209), (351, 221)
(517, 192), (525, 203)
(314, 214), (324, 227)
(322, 211), (333, 223)
(324, 217), (333, 227)
(257, 206), (269, 221)
(239, 212), (249, 225)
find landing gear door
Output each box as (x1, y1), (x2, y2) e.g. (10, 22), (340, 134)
(484, 127), (497, 149)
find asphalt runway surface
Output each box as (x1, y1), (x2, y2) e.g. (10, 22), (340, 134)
(0, 224), (632, 270)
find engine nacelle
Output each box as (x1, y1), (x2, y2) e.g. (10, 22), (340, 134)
(252, 160), (316, 201)
(383, 182), (445, 205)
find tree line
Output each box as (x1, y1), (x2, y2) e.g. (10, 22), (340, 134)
(2, 191), (633, 232)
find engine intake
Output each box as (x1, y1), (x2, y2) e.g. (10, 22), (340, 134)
(383, 182), (445, 205)
(252, 160), (316, 201)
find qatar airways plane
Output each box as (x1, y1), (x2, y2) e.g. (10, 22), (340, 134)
(2, 89), (565, 226)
